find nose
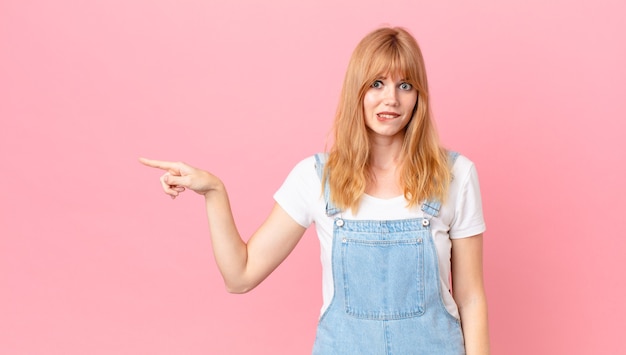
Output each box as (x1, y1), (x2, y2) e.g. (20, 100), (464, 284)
(383, 86), (399, 106)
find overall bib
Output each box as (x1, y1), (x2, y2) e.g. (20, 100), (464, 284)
(312, 153), (465, 355)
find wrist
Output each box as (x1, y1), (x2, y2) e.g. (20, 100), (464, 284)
(202, 176), (225, 197)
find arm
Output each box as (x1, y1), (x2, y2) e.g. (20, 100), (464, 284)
(451, 233), (490, 355)
(139, 158), (307, 293)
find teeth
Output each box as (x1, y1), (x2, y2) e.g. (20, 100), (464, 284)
(378, 114), (397, 118)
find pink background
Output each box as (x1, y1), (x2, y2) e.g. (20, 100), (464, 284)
(2, 0), (625, 354)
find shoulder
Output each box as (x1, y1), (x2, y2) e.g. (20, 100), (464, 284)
(445, 152), (486, 237)
(451, 153), (475, 175)
(278, 154), (323, 191)
(289, 155), (320, 179)
(446, 152), (483, 214)
(450, 153), (479, 188)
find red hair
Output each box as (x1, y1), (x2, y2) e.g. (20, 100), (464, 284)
(325, 27), (452, 211)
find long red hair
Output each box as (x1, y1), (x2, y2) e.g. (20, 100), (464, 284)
(325, 27), (452, 212)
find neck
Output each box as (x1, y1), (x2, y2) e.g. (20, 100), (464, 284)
(368, 131), (405, 170)
(365, 133), (406, 198)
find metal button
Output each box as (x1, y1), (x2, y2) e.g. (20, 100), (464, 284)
(417, 238), (423, 244)
(336, 219), (344, 227)
(422, 219), (430, 227)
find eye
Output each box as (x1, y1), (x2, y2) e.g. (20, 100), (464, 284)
(371, 80), (383, 88)
(399, 82), (412, 90)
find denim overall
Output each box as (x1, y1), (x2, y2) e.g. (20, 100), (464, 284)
(312, 153), (464, 355)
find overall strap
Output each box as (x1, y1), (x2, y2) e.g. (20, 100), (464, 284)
(421, 151), (460, 218)
(314, 153), (342, 216)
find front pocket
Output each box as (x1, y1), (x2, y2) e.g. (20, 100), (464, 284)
(341, 237), (425, 320)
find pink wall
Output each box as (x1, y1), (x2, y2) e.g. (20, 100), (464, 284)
(2, 0), (625, 354)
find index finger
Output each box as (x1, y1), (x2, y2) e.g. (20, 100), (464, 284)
(138, 157), (178, 171)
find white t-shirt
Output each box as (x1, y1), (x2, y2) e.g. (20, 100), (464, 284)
(273, 154), (486, 319)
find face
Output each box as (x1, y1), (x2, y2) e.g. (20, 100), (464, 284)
(363, 74), (418, 140)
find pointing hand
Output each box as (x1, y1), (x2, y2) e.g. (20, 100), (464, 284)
(139, 158), (221, 199)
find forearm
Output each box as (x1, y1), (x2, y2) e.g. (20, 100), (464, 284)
(203, 183), (251, 293)
(139, 158), (305, 294)
(458, 295), (490, 355)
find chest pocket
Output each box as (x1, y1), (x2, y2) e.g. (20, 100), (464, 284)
(339, 227), (427, 320)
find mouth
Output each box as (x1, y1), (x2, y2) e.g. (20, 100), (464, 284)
(376, 112), (400, 120)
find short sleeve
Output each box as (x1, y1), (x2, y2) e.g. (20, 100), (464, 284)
(273, 156), (320, 228)
(449, 162), (486, 239)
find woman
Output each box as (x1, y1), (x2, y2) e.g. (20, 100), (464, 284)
(141, 27), (489, 355)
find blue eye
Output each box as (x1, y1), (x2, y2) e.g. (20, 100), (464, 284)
(371, 80), (383, 88)
(399, 82), (412, 90)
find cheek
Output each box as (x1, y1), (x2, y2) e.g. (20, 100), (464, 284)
(363, 92), (378, 111)
(404, 94), (418, 112)
(408, 92), (418, 104)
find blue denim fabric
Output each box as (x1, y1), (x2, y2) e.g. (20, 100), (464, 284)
(312, 153), (464, 355)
